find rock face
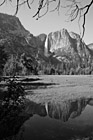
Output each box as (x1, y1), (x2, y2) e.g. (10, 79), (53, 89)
(0, 12), (93, 75)
(0, 13), (47, 75)
(46, 29), (93, 63)
(0, 13), (29, 38)
(48, 29), (71, 52)
(0, 13), (43, 55)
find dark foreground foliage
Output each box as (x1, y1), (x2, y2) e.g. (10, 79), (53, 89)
(0, 77), (29, 140)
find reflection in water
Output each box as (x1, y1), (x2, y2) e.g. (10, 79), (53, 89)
(24, 97), (91, 121)
(17, 97), (93, 140)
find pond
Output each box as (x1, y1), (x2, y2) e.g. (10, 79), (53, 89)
(17, 97), (93, 140)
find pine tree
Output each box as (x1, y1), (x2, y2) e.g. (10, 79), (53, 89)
(0, 45), (7, 75)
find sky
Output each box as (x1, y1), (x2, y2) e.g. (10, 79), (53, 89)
(0, 0), (93, 44)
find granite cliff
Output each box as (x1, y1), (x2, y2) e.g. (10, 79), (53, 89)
(45, 29), (93, 63)
(0, 13), (93, 75)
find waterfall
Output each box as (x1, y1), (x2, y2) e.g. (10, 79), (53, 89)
(44, 35), (48, 56)
(45, 102), (48, 115)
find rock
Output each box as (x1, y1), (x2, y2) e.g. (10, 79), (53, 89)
(46, 29), (93, 64)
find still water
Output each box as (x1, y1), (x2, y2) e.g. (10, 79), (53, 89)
(17, 97), (93, 140)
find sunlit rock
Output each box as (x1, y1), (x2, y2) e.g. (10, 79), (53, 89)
(48, 28), (71, 53)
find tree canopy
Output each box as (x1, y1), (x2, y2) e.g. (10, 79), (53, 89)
(0, 0), (93, 38)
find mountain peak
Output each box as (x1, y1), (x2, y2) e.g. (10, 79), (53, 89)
(47, 28), (71, 53)
(0, 13), (29, 38)
(60, 28), (69, 37)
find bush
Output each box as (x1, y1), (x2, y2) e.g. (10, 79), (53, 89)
(0, 77), (26, 139)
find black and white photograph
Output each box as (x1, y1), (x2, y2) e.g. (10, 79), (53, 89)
(0, 0), (93, 140)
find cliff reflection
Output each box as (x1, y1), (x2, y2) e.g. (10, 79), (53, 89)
(25, 97), (93, 122)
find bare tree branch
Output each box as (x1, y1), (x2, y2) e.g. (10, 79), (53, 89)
(80, 0), (93, 38)
(64, 0), (93, 38)
(37, 0), (49, 19)
(50, 0), (60, 13)
(0, 0), (93, 38)
(0, 0), (6, 6)
(14, 0), (19, 15)
(27, 0), (31, 9)
(33, 0), (44, 19)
